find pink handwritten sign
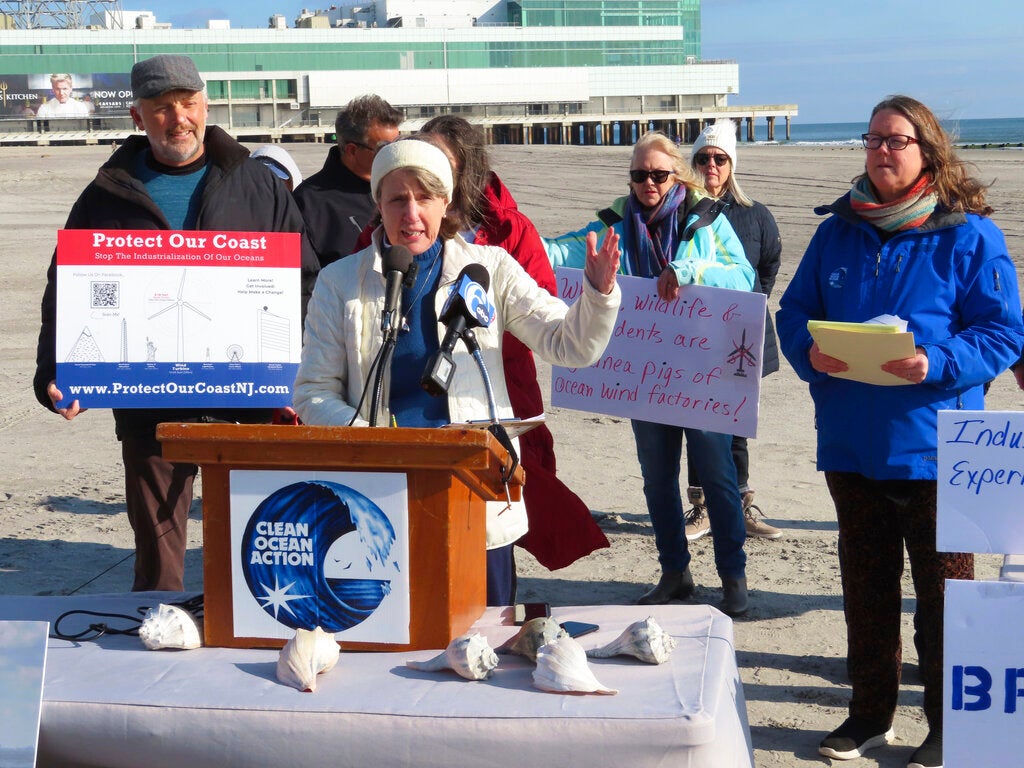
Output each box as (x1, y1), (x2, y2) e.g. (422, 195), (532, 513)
(552, 270), (766, 437)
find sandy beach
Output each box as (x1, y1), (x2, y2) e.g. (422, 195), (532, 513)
(3, 140), (1024, 766)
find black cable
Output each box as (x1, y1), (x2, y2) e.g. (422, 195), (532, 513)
(49, 594), (204, 642)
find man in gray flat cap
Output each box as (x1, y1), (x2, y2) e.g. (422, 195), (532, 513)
(33, 54), (319, 592)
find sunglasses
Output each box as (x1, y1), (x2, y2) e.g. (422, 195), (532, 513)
(629, 169), (672, 184)
(694, 153), (730, 167)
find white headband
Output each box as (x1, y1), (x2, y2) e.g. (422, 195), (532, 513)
(370, 140), (454, 202)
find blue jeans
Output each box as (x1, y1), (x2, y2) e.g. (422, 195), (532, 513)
(631, 419), (746, 579)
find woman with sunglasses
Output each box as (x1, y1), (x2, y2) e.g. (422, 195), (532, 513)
(777, 95), (1024, 768)
(546, 130), (755, 616)
(685, 121), (783, 543)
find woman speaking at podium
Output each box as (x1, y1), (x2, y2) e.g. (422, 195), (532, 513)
(293, 137), (621, 605)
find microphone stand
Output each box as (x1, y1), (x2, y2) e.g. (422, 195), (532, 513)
(369, 263), (417, 427)
(462, 328), (519, 508)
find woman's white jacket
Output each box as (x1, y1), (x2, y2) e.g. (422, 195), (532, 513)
(294, 230), (621, 549)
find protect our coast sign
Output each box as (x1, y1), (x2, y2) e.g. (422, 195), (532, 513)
(936, 410), (1024, 553)
(229, 470), (410, 643)
(551, 270), (766, 438)
(54, 229), (301, 409)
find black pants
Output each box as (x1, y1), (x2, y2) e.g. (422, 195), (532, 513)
(826, 472), (973, 730)
(121, 432), (198, 592)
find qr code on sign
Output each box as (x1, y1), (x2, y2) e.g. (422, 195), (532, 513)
(91, 281), (120, 309)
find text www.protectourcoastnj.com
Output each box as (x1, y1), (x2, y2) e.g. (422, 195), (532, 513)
(66, 382), (290, 397)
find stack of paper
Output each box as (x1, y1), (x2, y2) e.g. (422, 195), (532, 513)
(807, 320), (916, 386)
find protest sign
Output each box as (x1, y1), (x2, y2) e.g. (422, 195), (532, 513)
(937, 410), (1024, 554)
(945, 579), (1024, 766)
(54, 229), (301, 409)
(550, 270), (765, 437)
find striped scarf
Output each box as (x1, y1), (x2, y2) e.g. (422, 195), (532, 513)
(850, 174), (937, 232)
(622, 183), (687, 278)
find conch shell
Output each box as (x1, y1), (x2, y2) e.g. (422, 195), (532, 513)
(276, 627), (341, 692)
(532, 635), (617, 695)
(496, 616), (567, 662)
(406, 632), (499, 680)
(585, 616), (676, 664)
(138, 603), (203, 650)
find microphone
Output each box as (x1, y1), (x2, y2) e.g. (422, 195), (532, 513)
(368, 243), (415, 426)
(421, 264), (495, 396)
(381, 244), (414, 341)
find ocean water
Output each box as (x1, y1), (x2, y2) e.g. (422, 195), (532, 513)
(764, 117), (1024, 147)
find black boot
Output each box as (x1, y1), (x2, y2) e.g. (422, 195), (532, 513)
(720, 576), (748, 617)
(637, 567), (695, 605)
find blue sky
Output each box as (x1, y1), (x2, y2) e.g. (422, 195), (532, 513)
(139, 1), (1023, 125)
(701, 0), (1023, 123)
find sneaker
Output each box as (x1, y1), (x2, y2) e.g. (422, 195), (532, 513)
(742, 492), (782, 540)
(818, 716), (893, 760)
(684, 487), (710, 541)
(907, 730), (942, 768)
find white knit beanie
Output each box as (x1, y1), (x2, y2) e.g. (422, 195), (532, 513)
(370, 139), (454, 202)
(691, 119), (738, 172)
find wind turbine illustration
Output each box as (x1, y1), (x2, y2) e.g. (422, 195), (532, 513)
(727, 328), (758, 377)
(147, 269), (211, 362)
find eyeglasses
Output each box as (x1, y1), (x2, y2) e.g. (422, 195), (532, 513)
(350, 140), (389, 154)
(694, 153), (730, 167)
(861, 133), (919, 151)
(629, 169), (672, 184)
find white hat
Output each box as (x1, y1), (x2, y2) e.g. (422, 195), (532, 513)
(251, 144), (303, 188)
(370, 139), (454, 202)
(691, 119), (738, 171)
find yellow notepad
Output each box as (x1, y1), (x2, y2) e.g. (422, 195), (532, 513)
(807, 320), (916, 386)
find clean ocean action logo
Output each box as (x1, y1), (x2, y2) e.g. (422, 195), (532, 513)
(240, 480), (399, 632)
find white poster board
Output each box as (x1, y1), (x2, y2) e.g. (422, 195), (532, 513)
(551, 270), (766, 437)
(945, 579), (1024, 766)
(55, 229), (301, 409)
(0, 621), (48, 768)
(937, 410), (1024, 553)
(229, 470), (410, 643)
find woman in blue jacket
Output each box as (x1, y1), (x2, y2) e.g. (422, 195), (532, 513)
(777, 95), (1024, 768)
(547, 130), (755, 616)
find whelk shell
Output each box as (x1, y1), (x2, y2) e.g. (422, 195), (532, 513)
(138, 603), (203, 650)
(406, 632), (499, 680)
(276, 626), (341, 692)
(532, 635), (617, 695)
(585, 616), (676, 664)
(496, 616), (566, 662)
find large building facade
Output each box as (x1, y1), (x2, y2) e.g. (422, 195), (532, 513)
(0, 0), (796, 145)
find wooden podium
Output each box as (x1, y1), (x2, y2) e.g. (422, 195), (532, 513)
(156, 423), (523, 651)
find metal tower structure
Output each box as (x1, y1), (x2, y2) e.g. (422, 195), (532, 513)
(0, 0), (125, 29)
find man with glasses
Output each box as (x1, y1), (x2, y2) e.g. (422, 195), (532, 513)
(295, 94), (403, 267)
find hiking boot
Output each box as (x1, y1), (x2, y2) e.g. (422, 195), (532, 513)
(684, 486), (710, 541)
(720, 576), (748, 617)
(907, 730), (942, 768)
(818, 716), (894, 760)
(742, 491), (782, 540)
(637, 567), (695, 605)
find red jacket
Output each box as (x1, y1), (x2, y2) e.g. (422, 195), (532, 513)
(473, 173), (608, 569)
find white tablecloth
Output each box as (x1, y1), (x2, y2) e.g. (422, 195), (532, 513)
(0, 594), (753, 768)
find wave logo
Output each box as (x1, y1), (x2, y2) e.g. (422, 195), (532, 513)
(239, 480), (399, 632)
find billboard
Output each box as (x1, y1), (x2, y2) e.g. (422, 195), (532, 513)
(0, 72), (134, 118)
